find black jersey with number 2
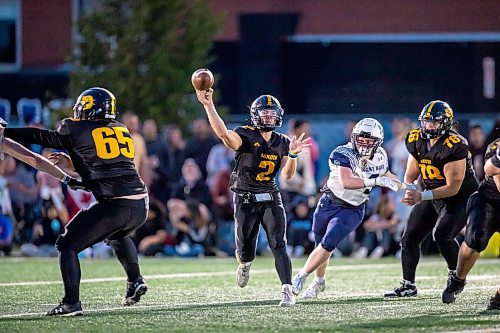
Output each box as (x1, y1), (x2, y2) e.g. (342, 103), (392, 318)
(230, 126), (290, 194)
(405, 128), (477, 195)
(4, 118), (146, 200)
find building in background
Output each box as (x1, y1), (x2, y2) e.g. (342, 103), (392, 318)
(0, 0), (499, 119)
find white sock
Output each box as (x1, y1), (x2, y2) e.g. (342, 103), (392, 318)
(299, 270), (310, 279)
(314, 276), (325, 284)
(282, 283), (292, 292)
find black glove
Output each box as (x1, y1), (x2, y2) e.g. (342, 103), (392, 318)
(63, 176), (90, 192)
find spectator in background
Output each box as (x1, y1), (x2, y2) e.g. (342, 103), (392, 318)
(286, 195), (313, 258)
(184, 118), (218, 179)
(37, 149), (69, 224)
(166, 198), (215, 257)
(468, 125), (486, 181)
(20, 199), (66, 257)
(6, 158), (41, 244)
(165, 125), (186, 196)
(353, 194), (400, 259)
(0, 158), (14, 256)
(133, 198), (169, 256)
(122, 112), (150, 183)
(384, 117), (413, 241)
(280, 119), (317, 206)
(206, 143), (234, 189)
(143, 119), (170, 200)
(170, 158), (211, 208)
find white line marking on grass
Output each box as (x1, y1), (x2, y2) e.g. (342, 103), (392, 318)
(438, 328), (500, 333)
(1, 259), (499, 287)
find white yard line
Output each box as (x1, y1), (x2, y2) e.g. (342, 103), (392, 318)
(1, 259), (499, 287)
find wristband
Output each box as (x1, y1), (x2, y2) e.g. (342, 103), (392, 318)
(288, 150), (298, 158)
(61, 174), (70, 184)
(421, 190), (434, 201)
(363, 178), (376, 187)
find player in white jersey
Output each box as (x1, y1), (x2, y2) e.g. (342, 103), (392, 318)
(292, 118), (403, 298)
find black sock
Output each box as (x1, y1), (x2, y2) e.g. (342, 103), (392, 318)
(59, 249), (81, 304)
(109, 237), (141, 282)
(402, 246), (420, 283)
(271, 247), (292, 285)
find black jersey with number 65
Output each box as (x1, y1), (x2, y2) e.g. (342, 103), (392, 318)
(405, 128), (477, 195)
(230, 126), (290, 194)
(4, 118), (146, 200)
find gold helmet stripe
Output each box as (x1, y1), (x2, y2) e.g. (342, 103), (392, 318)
(100, 87), (116, 114)
(426, 101), (437, 118)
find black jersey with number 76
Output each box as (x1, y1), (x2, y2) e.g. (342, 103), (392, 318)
(405, 128), (477, 195)
(230, 126), (290, 194)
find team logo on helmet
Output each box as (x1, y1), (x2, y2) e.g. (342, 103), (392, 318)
(81, 95), (95, 111)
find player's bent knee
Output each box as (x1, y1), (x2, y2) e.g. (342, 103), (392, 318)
(320, 241), (335, 252)
(55, 234), (81, 253)
(465, 235), (488, 253)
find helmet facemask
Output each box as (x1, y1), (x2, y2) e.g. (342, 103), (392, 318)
(419, 118), (445, 139)
(249, 95), (283, 132)
(351, 132), (382, 157)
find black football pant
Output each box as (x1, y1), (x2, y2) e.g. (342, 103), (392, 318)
(401, 194), (470, 283)
(56, 197), (148, 304)
(234, 192), (292, 285)
(464, 192), (500, 252)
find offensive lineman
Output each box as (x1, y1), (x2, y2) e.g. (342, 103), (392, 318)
(4, 87), (149, 316)
(442, 139), (500, 308)
(385, 100), (478, 298)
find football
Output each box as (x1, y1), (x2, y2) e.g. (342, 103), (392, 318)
(191, 68), (214, 91)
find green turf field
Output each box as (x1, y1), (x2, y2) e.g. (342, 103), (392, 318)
(1, 256), (499, 332)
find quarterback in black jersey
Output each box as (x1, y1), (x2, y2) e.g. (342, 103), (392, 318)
(442, 139), (500, 307)
(385, 100), (478, 298)
(196, 89), (310, 306)
(4, 87), (149, 316)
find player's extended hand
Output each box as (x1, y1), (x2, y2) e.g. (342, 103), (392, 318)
(375, 176), (401, 191)
(401, 189), (422, 206)
(195, 88), (214, 108)
(289, 133), (312, 154)
(49, 152), (75, 171)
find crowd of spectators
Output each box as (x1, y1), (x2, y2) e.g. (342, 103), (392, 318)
(0, 114), (499, 260)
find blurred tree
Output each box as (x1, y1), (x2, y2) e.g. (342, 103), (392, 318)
(71, 0), (221, 127)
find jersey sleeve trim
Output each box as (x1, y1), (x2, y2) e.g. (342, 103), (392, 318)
(331, 146), (358, 170)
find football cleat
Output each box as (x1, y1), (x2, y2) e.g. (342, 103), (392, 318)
(279, 284), (296, 307)
(487, 295), (500, 310)
(122, 277), (148, 306)
(236, 263), (251, 288)
(235, 250), (251, 288)
(442, 273), (466, 304)
(384, 280), (417, 297)
(46, 301), (83, 316)
(303, 280), (326, 299)
(292, 273), (307, 296)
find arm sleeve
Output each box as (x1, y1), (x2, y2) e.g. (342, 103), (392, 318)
(330, 149), (353, 169)
(4, 122), (71, 150)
